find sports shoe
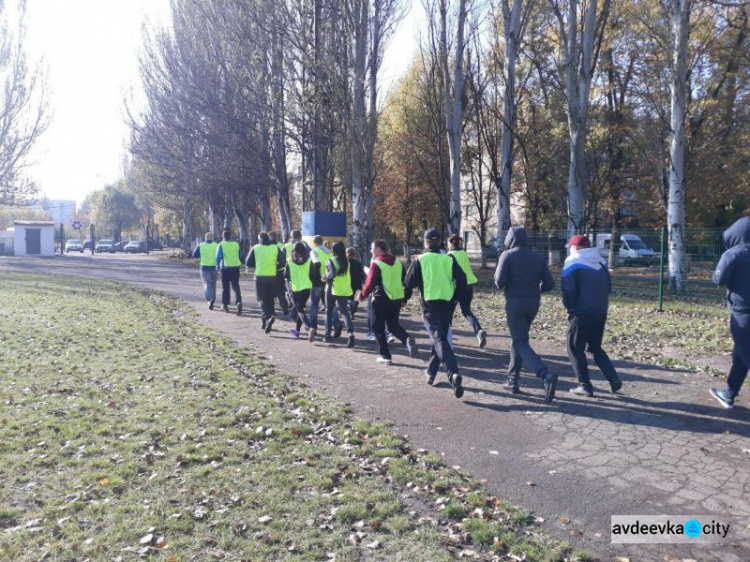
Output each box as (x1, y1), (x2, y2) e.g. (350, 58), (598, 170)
(333, 325), (343, 339)
(406, 336), (418, 358)
(449, 373), (464, 399)
(261, 318), (267, 330)
(477, 329), (487, 348)
(209, 299), (215, 310)
(376, 356), (392, 366)
(387, 335), (397, 344)
(542, 371), (558, 403)
(569, 385), (593, 397)
(222, 305), (229, 313)
(308, 328), (316, 343)
(347, 334), (355, 348)
(290, 329), (300, 339)
(323, 334), (332, 343)
(236, 301), (243, 316)
(366, 332), (376, 342)
(710, 388), (735, 409)
(503, 381), (520, 394)
(264, 316), (275, 334)
(425, 370), (436, 386)
(610, 378), (623, 394)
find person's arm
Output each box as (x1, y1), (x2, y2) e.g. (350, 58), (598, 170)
(360, 260), (381, 300)
(323, 259), (336, 282)
(561, 268), (578, 312)
(310, 262), (322, 284)
(276, 248), (285, 271)
(494, 252), (509, 289)
(216, 244), (224, 269)
(405, 257), (422, 291)
(246, 247), (256, 269)
(402, 260), (412, 302)
(238, 244), (245, 265)
(540, 260), (555, 293)
(713, 250), (735, 287)
(192, 245), (201, 259)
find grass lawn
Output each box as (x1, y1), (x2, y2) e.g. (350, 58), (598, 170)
(0, 273), (581, 561)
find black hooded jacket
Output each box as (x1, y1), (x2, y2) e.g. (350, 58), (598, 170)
(494, 227), (555, 300)
(713, 216), (750, 315)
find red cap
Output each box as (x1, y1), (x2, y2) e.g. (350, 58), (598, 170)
(570, 235), (591, 248)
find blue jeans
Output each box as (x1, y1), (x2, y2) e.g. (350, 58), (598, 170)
(310, 286), (338, 330)
(200, 269), (217, 303)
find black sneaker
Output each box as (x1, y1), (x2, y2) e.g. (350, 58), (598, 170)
(406, 336), (418, 358)
(569, 385), (593, 397)
(261, 318), (267, 330)
(209, 299), (215, 310)
(323, 334), (332, 343)
(425, 370), (436, 386)
(610, 378), (623, 394)
(222, 305), (229, 313)
(710, 388), (735, 409)
(264, 316), (275, 334)
(333, 325), (343, 339)
(477, 330), (487, 348)
(543, 372), (558, 403)
(450, 373), (464, 399)
(503, 381), (520, 394)
(347, 334), (355, 348)
(236, 302), (243, 316)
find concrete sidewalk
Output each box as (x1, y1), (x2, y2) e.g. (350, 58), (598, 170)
(3, 254), (749, 561)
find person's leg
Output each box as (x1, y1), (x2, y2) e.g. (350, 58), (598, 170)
(372, 299), (390, 358)
(506, 299), (546, 376)
(336, 297), (354, 334)
(221, 269), (231, 307)
(585, 314), (620, 388)
(432, 305), (459, 376)
(567, 314), (592, 392)
(200, 270), (212, 303)
(459, 285), (482, 335)
(276, 273), (289, 313)
(422, 315), (441, 380)
(324, 288), (334, 337)
(296, 290), (311, 330)
(727, 314), (750, 396)
(386, 300), (409, 345)
(230, 269), (242, 305)
(209, 270), (217, 304)
(309, 286), (322, 330)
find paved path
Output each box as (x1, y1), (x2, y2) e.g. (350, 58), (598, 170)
(3, 254), (750, 561)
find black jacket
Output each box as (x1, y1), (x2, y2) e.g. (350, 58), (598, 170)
(561, 247), (611, 316)
(246, 241), (285, 280)
(714, 216), (750, 316)
(405, 248), (467, 311)
(494, 227), (554, 300)
(349, 258), (366, 293)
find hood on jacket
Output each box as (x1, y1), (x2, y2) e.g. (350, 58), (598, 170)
(723, 216), (750, 249)
(292, 246), (309, 265)
(504, 226), (528, 250)
(565, 246), (606, 269)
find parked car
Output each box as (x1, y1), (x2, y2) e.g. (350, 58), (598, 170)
(65, 239), (84, 253)
(147, 239), (163, 251)
(83, 240), (92, 250)
(95, 239), (116, 253)
(595, 233), (657, 266)
(124, 240), (146, 253)
(113, 240), (128, 252)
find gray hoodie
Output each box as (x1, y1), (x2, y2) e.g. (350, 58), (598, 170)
(714, 216), (750, 315)
(494, 227), (555, 300)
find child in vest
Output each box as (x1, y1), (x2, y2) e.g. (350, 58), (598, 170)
(284, 242), (319, 343)
(323, 242), (355, 347)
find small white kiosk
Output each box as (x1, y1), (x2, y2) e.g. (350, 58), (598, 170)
(13, 220), (56, 256)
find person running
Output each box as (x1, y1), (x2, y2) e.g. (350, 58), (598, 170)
(310, 236), (341, 337)
(268, 231), (289, 316)
(284, 241), (319, 343)
(710, 216), (750, 409)
(192, 232), (218, 309)
(216, 228), (244, 315)
(562, 235), (623, 396)
(359, 239), (417, 365)
(323, 241), (356, 347)
(346, 247), (366, 317)
(405, 229), (467, 398)
(448, 234), (487, 347)
(246, 231), (284, 333)
(494, 226), (557, 403)
(283, 229), (307, 261)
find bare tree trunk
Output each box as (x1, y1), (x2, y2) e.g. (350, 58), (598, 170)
(181, 198), (192, 252)
(271, 17), (292, 239)
(668, 0), (690, 292)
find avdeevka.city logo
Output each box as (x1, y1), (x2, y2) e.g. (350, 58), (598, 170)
(610, 515), (730, 544)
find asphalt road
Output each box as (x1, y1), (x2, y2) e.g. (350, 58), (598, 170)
(3, 253), (749, 561)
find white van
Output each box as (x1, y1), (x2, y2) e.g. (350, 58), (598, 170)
(595, 233), (657, 266)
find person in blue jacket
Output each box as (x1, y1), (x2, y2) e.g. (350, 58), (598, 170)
(710, 216), (750, 409)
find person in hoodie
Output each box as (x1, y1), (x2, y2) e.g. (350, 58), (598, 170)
(494, 226), (558, 403)
(284, 241), (320, 343)
(710, 216), (750, 409)
(359, 239), (418, 365)
(562, 235), (623, 396)
(246, 231), (285, 333)
(405, 229), (467, 398)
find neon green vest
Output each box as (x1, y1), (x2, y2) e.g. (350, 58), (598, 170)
(253, 244), (278, 277)
(330, 257), (353, 297)
(418, 252), (455, 301)
(288, 258), (313, 292)
(312, 247), (328, 266)
(220, 240), (241, 268)
(199, 241), (218, 268)
(449, 249), (478, 285)
(284, 242), (295, 257)
(376, 259), (405, 300)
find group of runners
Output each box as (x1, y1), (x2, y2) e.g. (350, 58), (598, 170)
(194, 216), (750, 409)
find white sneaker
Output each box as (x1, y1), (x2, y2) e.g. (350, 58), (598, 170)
(387, 335), (397, 344)
(376, 356), (392, 365)
(366, 332), (376, 341)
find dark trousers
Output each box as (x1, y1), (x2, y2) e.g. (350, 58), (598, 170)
(457, 285), (482, 335)
(727, 313), (750, 397)
(275, 272), (289, 312)
(310, 285), (338, 330)
(325, 289), (353, 336)
(221, 267), (241, 306)
(505, 298), (546, 378)
(423, 301), (459, 377)
(372, 297), (409, 359)
(255, 278), (276, 320)
(567, 313), (619, 390)
(291, 289), (312, 331)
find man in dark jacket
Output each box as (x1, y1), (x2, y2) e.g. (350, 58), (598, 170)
(710, 216), (750, 409)
(406, 229), (467, 398)
(494, 226), (558, 403)
(360, 239), (417, 365)
(246, 231), (285, 333)
(562, 235), (622, 396)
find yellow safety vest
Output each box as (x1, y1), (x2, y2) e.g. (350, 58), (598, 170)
(253, 244), (279, 277)
(418, 252), (455, 301)
(219, 240), (242, 268)
(449, 249), (478, 285)
(199, 241), (218, 268)
(287, 258), (313, 292)
(376, 259), (405, 300)
(330, 257), (353, 297)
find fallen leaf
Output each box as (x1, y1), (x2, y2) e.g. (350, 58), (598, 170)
(99, 478), (110, 487)
(365, 540), (380, 549)
(526, 481), (536, 487)
(569, 529), (583, 536)
(258, 515), (272, 524)
(139, 533), (153, 545)
(559, 517), (571, 525)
